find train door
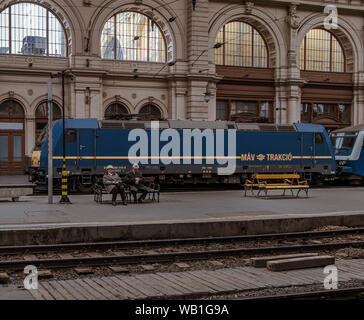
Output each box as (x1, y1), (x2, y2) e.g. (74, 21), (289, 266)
(299, 132), (315, 169)
(76, 129), (95, 187)
(302, 132), (315, 171)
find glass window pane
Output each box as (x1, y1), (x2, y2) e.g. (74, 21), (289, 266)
(36, 101), (61, 118)
(139, 104), (162, 119)
(0, 102), (9, 115)
(48, 13), (66, 56)
(104, 103), (129, 119)
(300, 28), (344, 72)
(216, 100), (228, 120)
(101, 18), (114, 59)
(0, 122), (23, 130)
(231, 101), (257, 114)
(214, 21), (267, 68)
(102, 11), (166, 63)
(301, 103), (310, 123)
(13, 135), (22, 161)
(12, 101), (24, 116)
(11, 3), (47, 55)
(339, 104), (350, 123)
(0, 136), (8, 160)
(259, 102), (272, 118)
(36, 122), (46, 131)
(0, 8), (9, 54)
(0, 3), (66, 57)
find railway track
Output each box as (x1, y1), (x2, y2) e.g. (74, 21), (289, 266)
(1, 227), (364, 255)
(1, 230), (364, 271)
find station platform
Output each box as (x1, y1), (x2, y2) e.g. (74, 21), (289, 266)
(1, 187), (364, 245)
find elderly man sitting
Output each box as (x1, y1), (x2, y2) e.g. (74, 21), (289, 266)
(103, 165), (127, 206)
(125, 163), (149, 203)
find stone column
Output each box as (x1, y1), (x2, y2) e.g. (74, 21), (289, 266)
(68, 80), (76, 118)
(284, 3), (302, 124)
(353, 72), (364, 125)
(186, 0), (210, 120)
(24, 116), (35, 156)
(176, 86), (187, 120)
(274, 81), (288, 125)
(90, 88), (101, 119)
(74, 88), (86, 119)
(207, 82), (217, 121)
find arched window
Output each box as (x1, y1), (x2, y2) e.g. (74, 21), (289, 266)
(104, 103), (129, 120)
(0, 3), (67, 57)
(101, 11), (166, 62)
(215, 21), (268, 67)
(138, 103), (162, 120)
(35, 101), (62, 138)
(0, 99), (24, 119)
(300, 28), (345, 72)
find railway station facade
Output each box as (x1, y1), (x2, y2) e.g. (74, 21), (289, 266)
(0, 0), (363, 173)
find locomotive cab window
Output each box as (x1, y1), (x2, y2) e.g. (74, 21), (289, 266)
(65, 129), (76, 142)
(315, 133), (323, 144)
(331, 132), (357, 150)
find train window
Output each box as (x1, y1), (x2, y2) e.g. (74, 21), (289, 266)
(331, 133), (357, 150)
(315, 133), (323, 144)
(65, 129), (76, 142)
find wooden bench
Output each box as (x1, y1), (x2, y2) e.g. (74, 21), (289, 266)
(0, 184), (35, 201)
(244, 174), (309, 198)
(93, 180), (160, 204)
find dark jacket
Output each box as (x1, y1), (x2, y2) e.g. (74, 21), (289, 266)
(125, 170), (144, 186)
(103, 172), (122, 193)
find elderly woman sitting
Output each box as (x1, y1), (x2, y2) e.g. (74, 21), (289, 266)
(103, 165), (127, 206)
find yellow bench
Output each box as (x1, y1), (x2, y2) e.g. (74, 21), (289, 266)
(244, 174), (309, 198)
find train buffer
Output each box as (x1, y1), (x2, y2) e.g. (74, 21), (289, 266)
(0, 184), (35, 202)
(244, 174), (309, 199)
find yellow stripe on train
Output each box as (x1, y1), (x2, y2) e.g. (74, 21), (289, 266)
(52, 155), (332, 160)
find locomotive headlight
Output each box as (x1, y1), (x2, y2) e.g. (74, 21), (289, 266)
(31, 151), (41, 168)
(338, 161), (347, 166)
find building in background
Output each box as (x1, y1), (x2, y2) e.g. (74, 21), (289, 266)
(0, 0), (363, 173)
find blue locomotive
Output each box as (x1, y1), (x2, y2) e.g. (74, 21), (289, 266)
(330, 124), (364, 184)
(30, 119), (336, 191)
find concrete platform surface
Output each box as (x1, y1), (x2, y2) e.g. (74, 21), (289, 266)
(0, 188), (364, 244)
(0, 175), (29, 185)
(2, 188), (364, 224)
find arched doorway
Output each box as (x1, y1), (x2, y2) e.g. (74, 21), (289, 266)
(104, 103), (129, 120)
(138, 103), (163, 120)
(0, 99), (25, 173)
(35, 101), (62, 140)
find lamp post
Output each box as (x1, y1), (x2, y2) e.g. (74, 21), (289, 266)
(47, 80), (53, 204)
(59, 71), (71, 204)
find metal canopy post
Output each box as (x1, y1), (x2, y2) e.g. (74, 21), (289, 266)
(47, 80), (53, 204)
(59, 71), (71, 204)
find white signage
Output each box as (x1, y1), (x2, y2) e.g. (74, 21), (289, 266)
(0, 122), (23, 130)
